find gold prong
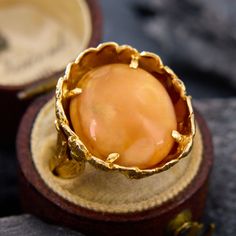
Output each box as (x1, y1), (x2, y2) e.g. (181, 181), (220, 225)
(129, 54), (139, 69)
(106, 153), (120, 164)
(65, 88), (82, 98)
(172, 130), (182, 142)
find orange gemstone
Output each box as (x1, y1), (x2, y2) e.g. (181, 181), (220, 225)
(70, 63), (177, 169)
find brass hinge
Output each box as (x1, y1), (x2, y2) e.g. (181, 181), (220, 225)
(167, 210), (215, 236)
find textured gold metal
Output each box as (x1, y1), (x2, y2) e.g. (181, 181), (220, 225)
(129, 54), (139, 69)
(52, 42), (196, 179)
(106, 153), (120, 164)
(167, 209), (193, 235)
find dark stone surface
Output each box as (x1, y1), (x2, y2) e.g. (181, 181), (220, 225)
(0, 214), (83, 236)
(195, 99), (236, 236)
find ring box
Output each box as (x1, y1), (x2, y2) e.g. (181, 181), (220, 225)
(17, 92), (213, 236)
(0, 0), (102, 142)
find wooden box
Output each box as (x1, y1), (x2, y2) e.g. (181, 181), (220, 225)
(0, 0), (102, 142)
(17, 93), (213, 236)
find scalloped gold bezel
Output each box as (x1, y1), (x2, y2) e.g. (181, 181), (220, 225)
(54, 42), (195, 179)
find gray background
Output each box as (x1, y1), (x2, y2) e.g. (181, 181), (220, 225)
(1, 0), (236, 235)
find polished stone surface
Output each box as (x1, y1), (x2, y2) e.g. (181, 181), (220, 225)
(70, 64), (176, 168)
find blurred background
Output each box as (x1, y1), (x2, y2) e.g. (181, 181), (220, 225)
(101, 0), (236, 98)
(0, 0), (236, 235)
